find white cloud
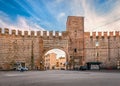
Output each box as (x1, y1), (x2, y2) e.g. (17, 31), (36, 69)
(57, 12), (65, 21)
(80, 0), (120, 32)
(56, 0), (120, 32)
(0, 11), (45, 32)
(16, 16), (44, 31)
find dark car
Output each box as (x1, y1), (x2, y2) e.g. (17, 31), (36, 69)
(79, 66), (87, 70)
(61, 68), (65, 70)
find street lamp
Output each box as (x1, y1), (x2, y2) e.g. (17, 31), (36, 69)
(40, 61), (43, 70)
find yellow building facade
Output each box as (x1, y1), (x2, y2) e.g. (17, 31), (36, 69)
(44, 53), (56, 70)
(56, 57), (66, 70)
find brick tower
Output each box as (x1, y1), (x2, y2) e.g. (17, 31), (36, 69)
(66, 16), (84, 69)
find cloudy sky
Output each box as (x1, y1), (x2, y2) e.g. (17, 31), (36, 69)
(0, 0), (120, 32)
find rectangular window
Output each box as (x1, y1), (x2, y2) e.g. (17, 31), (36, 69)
(96, 41), (99, 47)
(74, 48), (77, 53)
(114, 36), (116, 41)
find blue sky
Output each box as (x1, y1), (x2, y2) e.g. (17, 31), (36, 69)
(0, 0), (120, 32)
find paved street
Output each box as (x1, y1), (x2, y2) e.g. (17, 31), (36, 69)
(0, 70), (120, 86)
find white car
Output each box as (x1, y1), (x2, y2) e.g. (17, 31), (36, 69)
(17, 67), (28, 71)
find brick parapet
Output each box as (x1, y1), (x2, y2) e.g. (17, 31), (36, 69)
(0, 29), (50, 37)
(109, 32), (113, 36)
(84, 32), (90, 38)
(92, 32), (96, 38)
(24, 31), (28, 36)
(0, 28), (120, 39)
(37, 31), (41, 37)
(4, 28), (9, 35)
(115, 31), (119, 37)
(103, 32), (107, 37)
(84, 31), (120, 39)
(11, 30), (16, 35)
(18, 30), (22, 36)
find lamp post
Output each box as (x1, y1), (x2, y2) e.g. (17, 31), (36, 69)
(40, 61), (42, 70)
(40, 60), (44, 70)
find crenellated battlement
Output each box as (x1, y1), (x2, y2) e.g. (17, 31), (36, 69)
(0, 28), (120, 39)
(12, 30), (16, 35)
(84, 31), (120, 39)
(0, 28), (68, 39)
(115, 31), (119, 37)
(18, 30), (22, 36)
(5, 28), (9, 34)
(24, 31), (29, 36)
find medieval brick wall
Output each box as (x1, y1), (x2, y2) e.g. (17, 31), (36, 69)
(0, 28), (69, 70)
(0, 16), (120, 70)
(84, 31), (120, 68)
(0, 28), (43, 70)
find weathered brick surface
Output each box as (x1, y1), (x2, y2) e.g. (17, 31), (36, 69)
(84, 32), (120, 68)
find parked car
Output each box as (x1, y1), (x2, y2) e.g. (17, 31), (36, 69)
(79, 66), (87, 70)
(60, 68), (65, 70)
(17, 67), (28, 71)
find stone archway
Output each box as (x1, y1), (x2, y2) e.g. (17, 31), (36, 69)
(41, 47), (69, 70)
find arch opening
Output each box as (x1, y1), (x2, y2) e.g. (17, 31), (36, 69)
(43, 49), (67, 70)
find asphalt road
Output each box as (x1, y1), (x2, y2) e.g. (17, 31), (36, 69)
(0, 70), (120, 86)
